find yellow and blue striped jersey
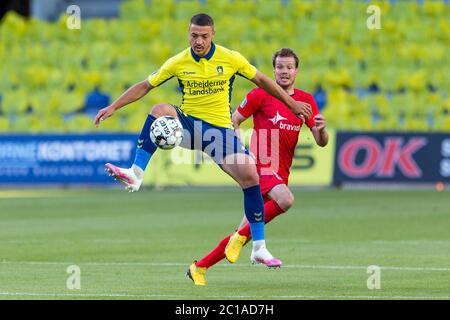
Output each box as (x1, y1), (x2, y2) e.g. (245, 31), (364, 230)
(148, 43), (257, 128)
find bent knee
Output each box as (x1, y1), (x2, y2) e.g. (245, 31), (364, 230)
(239, 169), (259, 189)
(242, 174), (259, 188)
(277, 194), (295, 211)
(150, 103), (176, 117)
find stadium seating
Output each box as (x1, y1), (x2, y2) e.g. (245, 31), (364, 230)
(0, 0), (449, 132)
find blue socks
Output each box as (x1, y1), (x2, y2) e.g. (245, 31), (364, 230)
(243, 185), (265, 241)
(133, 114), (158, 171)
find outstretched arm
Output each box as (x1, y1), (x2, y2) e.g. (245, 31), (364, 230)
(250, 70), (312, 121)
(94, 80), (153, 127)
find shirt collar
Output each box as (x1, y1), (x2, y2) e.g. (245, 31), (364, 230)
(190, 42), (216, 62)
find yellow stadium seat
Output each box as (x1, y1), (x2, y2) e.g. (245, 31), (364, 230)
(58, 91), (85, 114)
(0, 1), (448, 133)
(28, 91), (51, 115)
(10, 115), (35, 132)
(354, 114), (372, 131)
(65, 113), (96, 132)
(390, 93), (415, 115)
(38, 114), (66, 132)
(173, 1), (203, 21)
(2, 90), (29, 114)
(443, 117), (450, 131)
(423, 1), (445, 16)
(95, 113), (123, 132)
(0, 117), (10, 132)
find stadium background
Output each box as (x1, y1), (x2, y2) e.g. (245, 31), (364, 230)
(1, 0), (449, 187)
(0, 0), (449, 301)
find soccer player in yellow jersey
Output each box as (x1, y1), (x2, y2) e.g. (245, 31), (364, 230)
(94, 14), (312, 271)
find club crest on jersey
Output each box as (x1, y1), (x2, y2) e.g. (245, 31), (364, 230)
(216, 66), (223, 75)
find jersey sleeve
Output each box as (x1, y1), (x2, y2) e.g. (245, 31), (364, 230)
(147, 57), (176, 87)
(230, 50), (257, 80)
(237, 89), (262, 118)
(305, 94), (320, 129)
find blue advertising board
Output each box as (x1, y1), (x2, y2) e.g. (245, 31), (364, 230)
(334, 132), (450, 183)
(0, 134), (137, 184)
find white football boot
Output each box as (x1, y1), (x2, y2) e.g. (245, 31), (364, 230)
(105, 163), (143, 192)
(250, 246), (282, 268)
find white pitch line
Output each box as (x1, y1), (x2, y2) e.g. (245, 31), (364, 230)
(0, 292), (175, 298)
(0, 292), (448, 300)
(283, 264), (450, 272)
(274, 295), (450, 300)
(1, 261), (450, 272)
(0, 261), (188, 267)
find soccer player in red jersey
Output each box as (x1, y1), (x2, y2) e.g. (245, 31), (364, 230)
(187, 48), (329, 285)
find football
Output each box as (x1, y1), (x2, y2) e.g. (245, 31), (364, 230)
(150, 116), (183, 150)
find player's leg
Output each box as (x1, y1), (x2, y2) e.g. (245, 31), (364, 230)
(105, 103), (178, 192)
(191, 198), (276, 262)
(132, 103), (178, 173)
(190, 185), (291, 284)
(189, 196), (284, 285)
(199, 123), (270, 258)
(233, 184), (294, 240)
(187, 173), (292, 284)
(266, 183), (295, 211)
(186, 233), (232, 286)
(220, 153), (282, 267)
(225, 183), (291, 263)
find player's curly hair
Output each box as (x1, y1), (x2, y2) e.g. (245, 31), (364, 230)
(272, 48), (299, 68)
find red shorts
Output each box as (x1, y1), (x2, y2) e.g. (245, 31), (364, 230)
(259, 171), (287, 200)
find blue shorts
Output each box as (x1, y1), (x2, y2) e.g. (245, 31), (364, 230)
(173, 106), (249, 164)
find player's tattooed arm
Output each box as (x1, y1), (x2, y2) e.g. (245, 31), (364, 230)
(94, 80), (154, 127)
(250, 70), (312, 121)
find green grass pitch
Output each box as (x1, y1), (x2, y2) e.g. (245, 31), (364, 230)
(0, 188), (449, 300)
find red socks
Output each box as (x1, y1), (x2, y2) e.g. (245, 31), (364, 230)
(196, 200), (285, 268)
(195, 233), (232, 269)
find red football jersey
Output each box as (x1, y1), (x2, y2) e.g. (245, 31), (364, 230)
(237, 88), (319, 180)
